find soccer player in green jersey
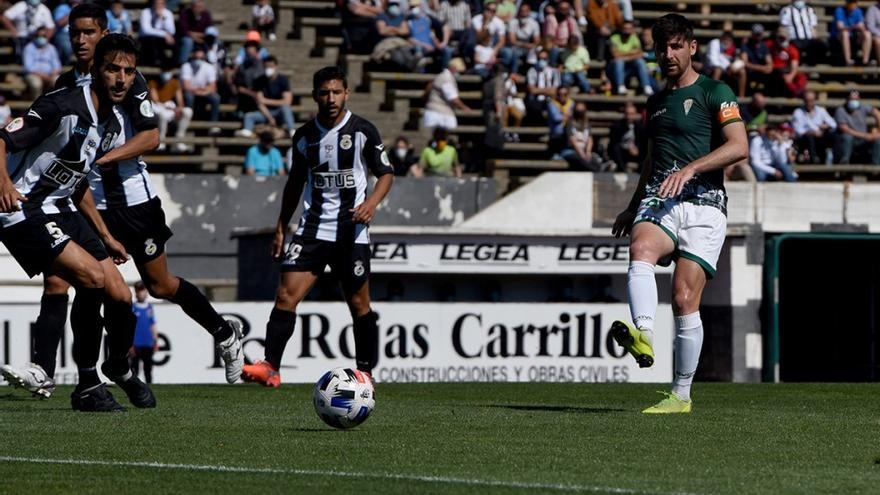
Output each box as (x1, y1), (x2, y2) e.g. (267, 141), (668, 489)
(610, 14), (749, 413)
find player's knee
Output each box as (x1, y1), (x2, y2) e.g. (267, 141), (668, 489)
(146, 279), (176, 300)
(80, 266), (105, 289)
(672, 285), (698, 314)
(629, 239), (659, 263)
(347, 292), (371, 316)
(44, 276), (70, 295)
(275, 286), (301, 312)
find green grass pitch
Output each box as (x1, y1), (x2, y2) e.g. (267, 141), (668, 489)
(1, 383), (878, 494)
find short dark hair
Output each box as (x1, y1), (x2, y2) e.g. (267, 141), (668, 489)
(259, 131), (275, 144)
(94, 33), (138, 69)
(69, 2), (109, 31)
(312, 66), (348, 92)
(134, 281), (146, 291)
(652, 13), (694, 47)
(264, 55), (278, 65)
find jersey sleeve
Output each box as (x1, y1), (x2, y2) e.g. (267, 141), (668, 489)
(0, 93), (63, 152)
(122, 71), (159, 132)
(290, 133), (308, 175)
(707, 82), (742, 127)
(361, 121), (394, 177)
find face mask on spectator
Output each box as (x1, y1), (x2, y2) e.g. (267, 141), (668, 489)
(27, 0), (40, 6)
(160, 72), (173, 82)
(265, 67), (276, 77)
(395, 147), (408, 159)
(192, 59), (203, 68)
(411, 7), (421, 15)
(34, 36), (47, 47)
(848, 100), (861, 111)
(777, 37), (789, 47)
(536, 60), (547, 70)
(794, 0), (805, 7)
(388, 4), (400, 16)
(435, 140), (447, 151)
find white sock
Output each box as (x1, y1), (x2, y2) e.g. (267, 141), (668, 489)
(671, 312), (703, 402)
(627, 261), (657, 344)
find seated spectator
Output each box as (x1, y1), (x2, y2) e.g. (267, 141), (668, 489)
(1, 0), (54, 57)
(376, 1), (409, 39)
(252, 0), (277, 41)
(750, 124), (798, 181)
(389, 136), (419, 175)
(742, 91), (768, 132)
(608, 21), (653, 95)
(233, 40), (266, 115)
(496, 0), (516, 23)
(408, 0), (451, 69)
(149, 65), (193, 152)
(766, 28), (807, 97)
(499, 70), (524, 131)
(342, 0), (384, 54)
(106, 0), (133, 35)
(470, 30), (497, 78)
(417, 127), (462, 177)
(834, 89), (880, 164)
(236, 56), (295, 138)
(467, 0), (506, 59)
(22, 26), (60, 99)
(179, 0), (213, 65)
(780, 0), (827, 66)
(586, 0), (623, 62)
(547, 85), (573, 149)
(641, 25), (660, 85)
(832, 0), (871, 65)
(234, 32), (271, 69)
(501, 3), (539, 74)
(437, 0), (470, 46)
(0, 95), (10, 127)
(868, 0), (880, 63)
(181, 45), (221, 135)
(740, 24), (773, 96)
(706, 31), (746, 95)
(139, 0), (176, 67)
(562, 35), (591, 93)
(423, 57), (470, 130)
(608, 101), (645, 172)
(543, 1), (581, 65)
(561, 102), (602, 171)
(525, 49), (560, 120)
(52, 0), (78, 64)
(245, 131), (286, 176)
(792, 89), (837, 163)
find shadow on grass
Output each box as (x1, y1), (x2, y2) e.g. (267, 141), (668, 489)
(290, 427), (358, 433)
(483, 404), (626, 414)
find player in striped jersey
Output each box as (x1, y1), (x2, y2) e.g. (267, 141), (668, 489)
(1, 3), (163, 399)
(241, 66), (394, 387)
(0, 35), (156, 412)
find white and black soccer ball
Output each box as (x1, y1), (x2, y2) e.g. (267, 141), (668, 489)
(313, 367), (375, 429)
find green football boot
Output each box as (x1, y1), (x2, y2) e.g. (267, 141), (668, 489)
(610, 320), (655, 368)
(642, 392), (692, 414)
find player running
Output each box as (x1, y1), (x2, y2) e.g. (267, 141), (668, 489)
(241, 66), (393, 387)
(0, 34), (156, 412)
(610, 14), (748, 413)
(1, 3), (243, 394)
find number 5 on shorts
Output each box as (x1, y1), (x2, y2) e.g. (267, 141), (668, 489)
(285, 243), (302, 262)
(44, 221), (64, 239)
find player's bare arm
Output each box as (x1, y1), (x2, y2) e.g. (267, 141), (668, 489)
(272, 166), (307, 259)
(0, 140), (25, 212)
(351, 173), (393, 224)
(94, 128), (160, 166)
(613, 142), (653, 238)
(658, 120), (748, 199)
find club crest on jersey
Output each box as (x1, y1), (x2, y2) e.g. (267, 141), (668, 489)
(140, 100), (154, 118)
(340, 134), (352, 150)
(353, 260), (365, 277)
(5, 117), (23, 132)
(380, 150), (391, 167)
(683, 99), (694, 116)
(101, 132), (117, 151)
(144, 238), (157, 256)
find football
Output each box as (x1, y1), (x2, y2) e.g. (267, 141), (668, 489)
(313, 368), (375, 429)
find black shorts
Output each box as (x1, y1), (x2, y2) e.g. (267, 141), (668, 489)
(0, 211), (108, 278)
(100, 197), (173, 264)
(280, 236), (371, 292)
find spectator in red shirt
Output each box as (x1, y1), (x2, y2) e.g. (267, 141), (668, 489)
(767, 28), (807, 97)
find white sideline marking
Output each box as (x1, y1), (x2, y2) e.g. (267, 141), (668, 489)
(0, 456), (697, 495)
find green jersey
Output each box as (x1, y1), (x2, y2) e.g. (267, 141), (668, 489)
(644, 75), (741, 214)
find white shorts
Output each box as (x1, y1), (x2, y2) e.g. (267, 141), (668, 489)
(634, 197), (727, 278)
(422, 110), (457, 130)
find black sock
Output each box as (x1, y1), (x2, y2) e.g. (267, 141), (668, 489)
(354, 311), (379, 373)
(70, 288), (104, 371)
(264, 308), (296, 370)
(78, 367), (100, 388)
(32, 294), (68, 378)
(169, 278), (229, 340)
(103, 299), (136, 376)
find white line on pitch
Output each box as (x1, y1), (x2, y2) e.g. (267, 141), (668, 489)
(0, 456), (699, 495)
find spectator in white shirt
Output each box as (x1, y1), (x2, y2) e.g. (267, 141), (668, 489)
(252, 0), (277, 41)
(780, 0), (827, 66)
(181, 45), (221, 135)
(139, 0), (176, 67)
(792, 90), (837, 163)
(1, 0), (54, 58)
(750, 124), (798, 181)
(423, 57), (470, 130)
(525, 49), (561, 119)
(501, 3), (540, 74)
(466, 0), (505, 59)
(706, 31), (746, 88)
(22, 25), (60, 98)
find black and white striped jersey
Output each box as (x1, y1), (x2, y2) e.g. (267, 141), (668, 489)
(291, 111), (393, 244)
(58, 68), (159, 210)
(88, 105), (156, 210)
(0, 86), (104, 228)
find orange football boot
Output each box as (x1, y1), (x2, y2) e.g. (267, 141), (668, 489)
(241, 361), (281, 387)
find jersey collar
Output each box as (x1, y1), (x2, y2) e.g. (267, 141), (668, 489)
(315, 110), (352, 135)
